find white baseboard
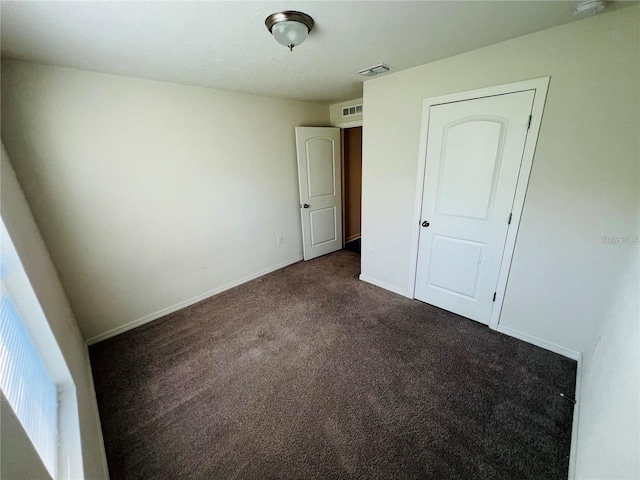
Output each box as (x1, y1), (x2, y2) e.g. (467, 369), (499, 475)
(345, 234), (361, 243)
(83, 352), (109, 478)
(568, 353), (583, 480)
(359, 274), (412, 299)
(86, 256), (303, 345)
(495, 324), (582, 361)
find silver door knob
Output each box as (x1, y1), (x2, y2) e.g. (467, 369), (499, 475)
(421, 220), (430, 227)
(303, 204), (310, 208)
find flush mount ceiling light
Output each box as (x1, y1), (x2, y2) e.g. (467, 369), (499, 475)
(574, 0), (606, 17)
(265, 11), (314, 51)
(357, 64), (391, 77)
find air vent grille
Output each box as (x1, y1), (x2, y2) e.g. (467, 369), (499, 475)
(342, 104), (363, 117)
(357, 63), (391, 77)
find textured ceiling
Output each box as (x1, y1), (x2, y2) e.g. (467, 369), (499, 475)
(0, 1), (632, 104)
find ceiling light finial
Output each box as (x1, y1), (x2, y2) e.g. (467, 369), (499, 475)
(265, 11), (314, 52)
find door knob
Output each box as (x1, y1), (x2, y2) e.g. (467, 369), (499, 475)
(303, 204), (310, 209)
(421, 220), (430, 227)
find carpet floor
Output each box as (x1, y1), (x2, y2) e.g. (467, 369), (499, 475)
(90, 250), (576, 480)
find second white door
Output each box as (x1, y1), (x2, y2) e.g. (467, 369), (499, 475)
(295, 127), (342, 261)
(415, 91), (535, 324)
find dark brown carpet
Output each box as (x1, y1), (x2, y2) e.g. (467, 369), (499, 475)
(90, 250), (576, 480)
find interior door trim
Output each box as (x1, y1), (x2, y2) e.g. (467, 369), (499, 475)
(407, 77), (551, 331)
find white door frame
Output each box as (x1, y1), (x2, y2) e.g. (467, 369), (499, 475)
(334, 120), (363, 129)
(407, 77), (550, 331)
(337, 120), (363, 247)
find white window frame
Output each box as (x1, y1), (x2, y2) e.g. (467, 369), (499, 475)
(1, 220), (84, 480)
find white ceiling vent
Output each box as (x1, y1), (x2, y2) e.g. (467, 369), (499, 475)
(357, 64), (391, 77)
(342, 104), (363, 117)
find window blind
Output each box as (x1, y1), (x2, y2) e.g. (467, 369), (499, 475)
(0, 289), (58, 477)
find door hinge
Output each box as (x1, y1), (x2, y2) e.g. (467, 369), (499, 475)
(508, 213), (513, 225)
(493, 292), (497, 302)
(527, 115), (532, 130)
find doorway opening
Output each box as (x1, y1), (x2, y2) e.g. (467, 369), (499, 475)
(342, 126), (362, 255)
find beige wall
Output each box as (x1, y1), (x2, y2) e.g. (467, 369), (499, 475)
(361, 7), (638, 478)
(361, 6), (638, 352)
(1, 146), (108, 478)
(575, 252), (639, 479)
(1, 60), (329, 342)
(330, 97), (363, 126)
(1, 393), (51, 480)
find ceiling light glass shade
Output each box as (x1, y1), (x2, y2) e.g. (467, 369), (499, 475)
(265, 11), (314, 51)
(574, 0), (605, 16)
(271, 21), (309, 50)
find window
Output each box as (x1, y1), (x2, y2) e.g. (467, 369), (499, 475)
(0, 291), (58, 476)
(0, 219), (82, 479)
